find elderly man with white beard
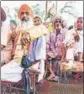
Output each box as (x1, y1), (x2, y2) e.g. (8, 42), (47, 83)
(1, 4), (36, 94)
(1, 4), (34, 83)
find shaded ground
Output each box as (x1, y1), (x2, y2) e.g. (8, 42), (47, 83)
(1, 80), (83, 94)
(1, 71), (83, 94)
(38, 71), (83, 94)
(38, 80), (83, 94)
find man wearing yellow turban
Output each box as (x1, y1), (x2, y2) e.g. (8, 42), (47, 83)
(1, 4), (34, 83)
(18, 4), (34, 20)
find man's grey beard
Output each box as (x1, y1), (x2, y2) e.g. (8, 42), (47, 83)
(21, 21), (28, 28)
(21, 16), (33, 29)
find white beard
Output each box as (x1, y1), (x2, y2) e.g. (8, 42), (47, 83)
(21, 16), (34, 29)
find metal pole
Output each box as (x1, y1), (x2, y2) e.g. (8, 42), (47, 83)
(45, 0), (48, 18)
(56, 1), (57, 15)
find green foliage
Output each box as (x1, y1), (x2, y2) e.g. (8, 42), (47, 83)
(60, 1), (78, 18)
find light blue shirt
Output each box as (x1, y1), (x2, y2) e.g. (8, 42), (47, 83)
(28, 36), (46, 61)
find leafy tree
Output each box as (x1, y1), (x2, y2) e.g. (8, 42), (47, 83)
(60, 1), (78, 18)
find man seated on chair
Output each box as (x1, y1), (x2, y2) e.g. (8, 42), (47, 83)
(46, 16), (66, 81)
(61, 17), (83, 64)
(1, 4), (34, 82)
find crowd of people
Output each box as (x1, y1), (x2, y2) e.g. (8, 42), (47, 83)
(1, 4), (83, 92)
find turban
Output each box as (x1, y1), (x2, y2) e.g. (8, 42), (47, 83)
(1, 7), (6, 22)
(10, 20), (17, 26)
(18, 4), (34, 19)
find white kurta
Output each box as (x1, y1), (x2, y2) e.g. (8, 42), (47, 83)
(1, 60), (24, 82)
(1, 20), (33, 82)
(64, 29), (83, 60)
(28, 35), (46, 82)
(75, 30), (83, 53)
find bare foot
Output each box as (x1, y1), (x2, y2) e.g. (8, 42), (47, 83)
(47, 74), (55, 80)
(29, 68), (40, 73)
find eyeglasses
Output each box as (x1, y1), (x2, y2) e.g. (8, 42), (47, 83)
(21, 12), (29, 15)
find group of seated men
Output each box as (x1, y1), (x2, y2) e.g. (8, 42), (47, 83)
(1, 4), (83, 86)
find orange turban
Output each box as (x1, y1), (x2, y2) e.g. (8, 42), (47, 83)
(18, 4), (34, 19)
